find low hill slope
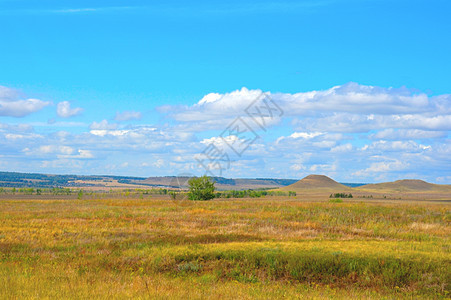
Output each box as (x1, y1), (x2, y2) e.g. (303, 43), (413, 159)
(282, 175), (351, 192)
(357, 179), (451, 193)
(137, 177), (297, 191)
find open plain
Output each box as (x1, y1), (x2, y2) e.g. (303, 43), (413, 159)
(0, 190), (449, 299)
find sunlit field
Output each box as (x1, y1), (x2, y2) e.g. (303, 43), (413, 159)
(0, 193), (449, 299)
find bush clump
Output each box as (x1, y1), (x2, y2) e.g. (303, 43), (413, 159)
(188, 176), (216, 201)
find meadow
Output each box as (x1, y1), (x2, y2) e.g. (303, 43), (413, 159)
(0, 192), (449, 299)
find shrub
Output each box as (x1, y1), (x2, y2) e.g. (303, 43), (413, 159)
(330, 193), (353, 198)
(188, 176), (215, 201)
(329, 198), (343, 203)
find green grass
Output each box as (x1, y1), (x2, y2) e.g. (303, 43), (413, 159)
(329, 198), (343, 203)
(0, 196), (450, 299)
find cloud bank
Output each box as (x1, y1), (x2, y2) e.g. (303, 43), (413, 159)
(57, 101), (83, 118)
(0, 86), (50, 117)
(0, 83), (449, 182)
(114, 111), (142, 121)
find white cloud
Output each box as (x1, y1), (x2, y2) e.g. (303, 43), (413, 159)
(22, 144), (94, 160)
(114, 111), (142, 121)
(57, 101), (83, 118)
(0, 86), (50, 117)
(353, 160), (409, 177)
(331, 143), (353, 152)
(57, 149), (94, 159)
(161, 87), (283, 130)
(89, 120), (117, 130)
(153, 159), (164, 168)
(290, 131), (323, 139)
(312, 140), (336, 148)
(279, 83), (441, 116)
(5, 133), (43, 140)
(367, 140), (427, 152)
(200, 135), (243, 148)
(370, 129), (447, 140)
(76, 150), (94, 158)
(1, 83), (449, 183)
(162, 83), (451, 134)
(198, 92), (222, 104)
(43, 145), (73, 155)
(0, 122), (33, 132)
(90, 129), (130, 137)
(290, 164), (305, 171)
(310, 163), (337, 172)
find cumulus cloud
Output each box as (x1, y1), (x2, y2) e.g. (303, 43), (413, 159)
(353, 160), (409, 177)
(5, 133), (43, 140)
(90, 129), (131, 137)
(278, 82), (447, 116)
(21, 144), (93, 159)
(200, 135), (246, 148)
(331, 143), (353, 153)
(370, 129), (446, 140)
(114, 111), (142, 121)
(89, 119), (117, 130)
(290, 164), (305, 171)
(1, 83), (450, 182)
(57, 101), (83, 118)
(71, 150), (94, 159)
(160, 87), (283, 130)
(365, 140), (431, 152)
(171, 87), (265, 120)
(290, 132), (323, 139)
(0, 122), (33, 132)
(153, 159), (164, 168)
(0, 86), (50, 117)
(161, 83), (451, 133)
(23, 145), (74, 156)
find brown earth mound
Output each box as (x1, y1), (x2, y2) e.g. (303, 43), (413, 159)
(282, 175), (351, 191)
(358, 179), (451, 193)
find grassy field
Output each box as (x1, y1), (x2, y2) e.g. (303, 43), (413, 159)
(0, 194), (449, 299)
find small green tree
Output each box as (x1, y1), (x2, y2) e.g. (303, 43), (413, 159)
(188, 176), (215, 201)
(169, 191), (177, 200)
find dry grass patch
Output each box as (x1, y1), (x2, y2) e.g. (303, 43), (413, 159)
(0, 196), (449, 298)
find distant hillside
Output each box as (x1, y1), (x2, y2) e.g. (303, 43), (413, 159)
(0, 171), (297, 190)
(281, 175), (351, 192)
(133, 176), (298, 191)
(357, 179), (451, 193)
(2, 171), (448, 195)
(0, 171), (144, 188)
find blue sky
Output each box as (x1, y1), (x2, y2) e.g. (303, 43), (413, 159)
(0, 0), (450, 183)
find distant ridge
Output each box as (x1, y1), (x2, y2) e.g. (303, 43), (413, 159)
(1, 171), (449, 195)
(0, 171), (297, 190)
(358, 179), (451, 193)
(138, 176), (297, 190)
(282, 175), (351, 191)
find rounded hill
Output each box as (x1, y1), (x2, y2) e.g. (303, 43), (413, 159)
(358, 179), (451, 192)
(282, 175), (350, 191)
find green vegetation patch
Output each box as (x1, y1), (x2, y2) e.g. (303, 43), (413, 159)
(140, 241), (450, 296)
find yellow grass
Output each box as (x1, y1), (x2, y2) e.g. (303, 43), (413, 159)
(0, 196), (450, 299)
